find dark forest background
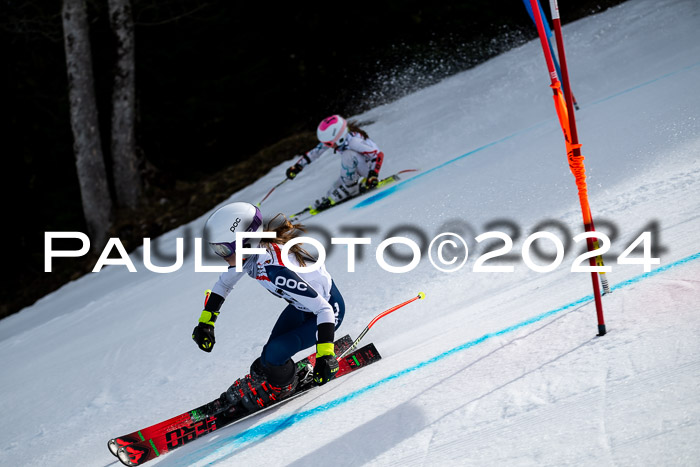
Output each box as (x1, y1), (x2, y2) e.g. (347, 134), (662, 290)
(2, 0), (626, 318)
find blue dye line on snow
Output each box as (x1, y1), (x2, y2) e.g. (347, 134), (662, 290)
(610, 250), (700, 291)
(185, 250), (700, 465)
(353, 132), (523, 209)
(352, 59), (700, 210)
(587, 60), (700, 107)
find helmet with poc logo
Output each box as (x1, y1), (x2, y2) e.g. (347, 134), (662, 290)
(317, 115), (348, 149)
(204, 202), (263, 258)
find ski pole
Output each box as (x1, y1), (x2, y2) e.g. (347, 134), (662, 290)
(257, 178), (288, 206)
(337, 292), (425, 360)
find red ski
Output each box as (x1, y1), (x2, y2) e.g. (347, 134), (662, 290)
(107, 334), (353, 457)
(114, 342), (381, 466)
(110, 292), (424, 466)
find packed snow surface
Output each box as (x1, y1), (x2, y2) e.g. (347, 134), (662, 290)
(1, 0), (699, 465)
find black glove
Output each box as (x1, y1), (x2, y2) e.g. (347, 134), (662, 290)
(313, 356), (339, 384)
(313, 342), (338, 384)
(360, 170), (379, 193)
(286, 163), (304, 180)
(192, 310), (218, 352)
(192, 323), (215, 352)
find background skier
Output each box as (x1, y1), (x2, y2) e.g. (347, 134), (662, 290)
(285, 115), (385, 211)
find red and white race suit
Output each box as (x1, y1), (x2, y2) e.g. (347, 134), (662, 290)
(295, 132), (385, 202)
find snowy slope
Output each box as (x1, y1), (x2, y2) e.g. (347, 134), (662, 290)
(2, 0), (700, 465)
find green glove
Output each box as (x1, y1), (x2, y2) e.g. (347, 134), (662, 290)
(313, 342), (338, 384)
(192, 310), (219, 352)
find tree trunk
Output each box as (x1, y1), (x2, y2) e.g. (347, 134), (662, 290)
(62, 0), (113, 250)
(108, 0), (142, 209)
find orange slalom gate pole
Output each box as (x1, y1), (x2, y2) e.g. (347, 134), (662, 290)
(530, 0), (606, 336)
(549, 0), (610, 296)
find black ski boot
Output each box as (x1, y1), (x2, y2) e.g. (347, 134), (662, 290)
(222, 358), (298, 412)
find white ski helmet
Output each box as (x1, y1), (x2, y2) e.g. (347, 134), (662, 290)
(317, 115), (348, 148)
(204, 202), (263, 258)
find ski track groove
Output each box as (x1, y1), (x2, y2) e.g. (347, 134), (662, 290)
(361, 313), (594, 466)
(600, 367), (616, 467)
(408, 359), (700, 466)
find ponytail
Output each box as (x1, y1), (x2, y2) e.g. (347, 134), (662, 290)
(347, 120), (369, 139)
(261, 214), (316, 267)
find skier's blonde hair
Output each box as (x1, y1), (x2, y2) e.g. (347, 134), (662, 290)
(261, 214), (316, 267)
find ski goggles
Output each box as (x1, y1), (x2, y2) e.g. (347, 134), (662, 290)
(322, 134), (348, 149)
(209, 208), (264, 258)
(321, 121), (348, 148)
(210, 242), (237, 258)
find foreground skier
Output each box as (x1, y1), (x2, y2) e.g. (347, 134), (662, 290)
(193, 202), (344, 411)
(109, 202), (417, 464)
(285, 115), (385, 211)
(108, 203), (419, 465)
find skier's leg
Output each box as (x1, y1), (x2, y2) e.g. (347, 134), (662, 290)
(261, 309), (316, 367)
(313, 153), (363, 209)
(262, 281), (345, 366)
(267, 303), (308, 342)
(339, 152), (361, 188)
(223, 283), (346, 410)
(356, 155), (371, 179)
(314, 177), (362, 210)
